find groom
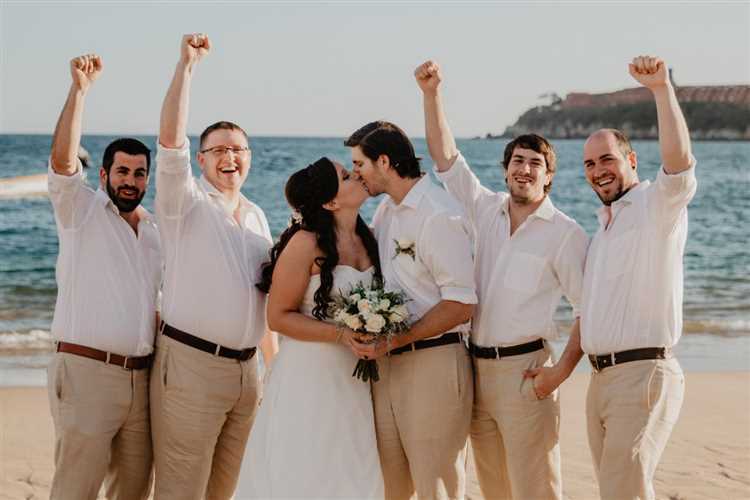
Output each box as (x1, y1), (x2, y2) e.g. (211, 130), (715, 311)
(347, 121), (477, 499)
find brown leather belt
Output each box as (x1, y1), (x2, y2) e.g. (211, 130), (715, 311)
(589, 347), (670, 373)
(469, 338), (545, 359)
(56, 341), (152, 370)
(389, 332), (462, 356)
(161, 322), (256, 361)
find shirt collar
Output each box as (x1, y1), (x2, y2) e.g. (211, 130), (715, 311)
(95, 188), (155, 226)
(498, 194), (555, 222)
(198, 174), (252, 212)
(385, 175), (430, 211)
(595, 180), (650, 225)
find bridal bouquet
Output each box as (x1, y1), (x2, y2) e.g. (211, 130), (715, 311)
(329, 281), (410, 382)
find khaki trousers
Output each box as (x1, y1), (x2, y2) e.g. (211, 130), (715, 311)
(150, 333), (261, 500)
(470, 343), (562, 500)
(586, 358), (684, 500)
(47, 352), (153, 500)
(372, 342), (473, 500)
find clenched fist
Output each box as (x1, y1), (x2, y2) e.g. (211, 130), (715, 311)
(70, 54), (102, 93)
(180, 33), (211, 66)
(629, 55), (670, 91)
(414, 60), (442, 94)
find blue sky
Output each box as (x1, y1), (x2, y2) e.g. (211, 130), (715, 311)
(1, 1), (748, 137)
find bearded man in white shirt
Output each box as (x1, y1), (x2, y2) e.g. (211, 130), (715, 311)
(47, 54), (162, 500)
(580, 56), (696, 500)
(346, 121), (478, 499)
(415, 60), (589, 499)
(150, 34), (278, 500)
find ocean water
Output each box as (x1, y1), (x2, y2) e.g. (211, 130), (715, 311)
(1, 134), (748, 384)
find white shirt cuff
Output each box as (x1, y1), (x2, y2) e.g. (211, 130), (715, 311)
(434, 151), (469, 183)
(47, 157), (83, 188)
(439, 286), (478, 305)
(156, 137), (191, 174)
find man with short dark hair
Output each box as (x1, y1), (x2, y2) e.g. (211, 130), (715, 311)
(150, 33), (277, 499)
(47, 53), (161, 500)
(415, 60), (588, 499)
(581, 56), (696, 500)
(347, 120), (478, 499)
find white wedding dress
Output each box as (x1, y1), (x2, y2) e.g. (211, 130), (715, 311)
(234, 265), (384, 499)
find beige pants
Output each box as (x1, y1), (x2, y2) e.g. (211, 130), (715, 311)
(47, 352), (153, 500)
(150, 333), (260, 500)
(586, 357), (684, 500)
(470, 343), (561, 500)
(372, 342), (473, 500)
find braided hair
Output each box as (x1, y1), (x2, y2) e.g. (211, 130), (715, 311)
(257, 157), (382, 320)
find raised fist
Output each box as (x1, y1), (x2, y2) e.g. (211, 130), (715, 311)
(70, 54), (102, 93)
(629, 55), (670, 90)
(414, 60), (442, 94)
(180, 33), (211, 66)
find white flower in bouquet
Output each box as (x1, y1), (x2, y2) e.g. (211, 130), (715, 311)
(365, 313), (387, 333)
(343, 313), (363, 330)
(377, 298), (391, 311)
(357, 298), (371, 313)
(388, 304), (409, 323)
(349, 293), (361, 302)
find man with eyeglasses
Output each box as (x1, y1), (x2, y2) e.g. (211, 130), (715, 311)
(150, 33), (278, 499)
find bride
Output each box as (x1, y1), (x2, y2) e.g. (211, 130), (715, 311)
(234, 157), (385, 499)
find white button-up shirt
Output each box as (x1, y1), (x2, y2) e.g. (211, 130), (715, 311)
(436, 153), (588, 347)
(48, 161), (162, 356)
(581, 160), (697, 354)
(372, 175), (477, 337)
(155, 139), (272, 350)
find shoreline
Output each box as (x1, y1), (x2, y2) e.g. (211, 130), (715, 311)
(2, 332), (748, 388)
(2, 372), (748, 499)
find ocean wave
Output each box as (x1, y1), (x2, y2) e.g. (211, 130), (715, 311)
(0, 330), (54, 351)
(682, 319), (750, 337)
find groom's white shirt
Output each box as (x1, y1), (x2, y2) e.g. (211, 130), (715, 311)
(436, 153), (588, 348)
(372, 175), (477, 338)
(155, 138), (272, 350)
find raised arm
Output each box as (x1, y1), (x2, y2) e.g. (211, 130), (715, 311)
(50, 54), (102, 176)
(159, 34), (211, 149)
(629, 56), (692, 174)
(415, 60), (458, 171)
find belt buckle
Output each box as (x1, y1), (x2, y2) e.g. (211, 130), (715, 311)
(493, 347), (501, 360)
(121, 356), (131, 370)
(214, 344), (222, 357)
(591, 355), (600, 373)
(610, 352), (616, 369)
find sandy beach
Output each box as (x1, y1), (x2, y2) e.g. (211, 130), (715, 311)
(1, 371), (748, 499)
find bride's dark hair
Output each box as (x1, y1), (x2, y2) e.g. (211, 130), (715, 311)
(257, 157), (382, 320)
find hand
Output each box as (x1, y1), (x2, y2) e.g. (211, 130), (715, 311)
(629, 55), (669, 91)
(523, 365), (564, 399)
(350, 336), (391, 360)
(414, 60), (442, 94)
(70, 54), (102, 93)
(180, 33), (211, 66)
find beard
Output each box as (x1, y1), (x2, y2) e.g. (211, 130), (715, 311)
(596, 183), (631, 206)
(106, 180), (144, 213)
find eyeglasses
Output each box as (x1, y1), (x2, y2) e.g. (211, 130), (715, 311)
(199, 145), (251, 157)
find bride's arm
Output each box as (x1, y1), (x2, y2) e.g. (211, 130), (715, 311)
(267, 231), (353, 344)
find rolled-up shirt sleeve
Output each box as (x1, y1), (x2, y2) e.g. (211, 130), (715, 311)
(419, 212), (478, 304)
(155, 137), (198, 219)
(435, 152), (494, 226)
(553, 224), (588, 318)
(651, 155), (697, 230)
(47, 158), (93, 230)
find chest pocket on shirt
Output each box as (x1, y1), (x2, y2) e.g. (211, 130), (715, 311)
(504, 252), (545, 293)
(605, 228), (636, 279)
